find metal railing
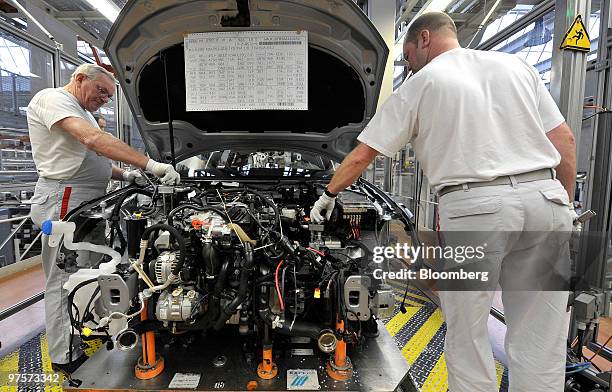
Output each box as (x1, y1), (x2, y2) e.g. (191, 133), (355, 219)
(0, 214), (42, 263)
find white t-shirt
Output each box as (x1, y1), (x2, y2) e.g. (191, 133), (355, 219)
(27, 88), (99, 180)
(357, 48), (565, 192)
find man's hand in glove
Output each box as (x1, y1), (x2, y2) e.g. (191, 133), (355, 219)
(310, 190), (337, 223)
(145, 159), (181, 185)
(122, 169), (147, 186)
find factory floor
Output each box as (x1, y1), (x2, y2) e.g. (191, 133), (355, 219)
(0, 259), (45, 357)
(0, 259), (610, 391)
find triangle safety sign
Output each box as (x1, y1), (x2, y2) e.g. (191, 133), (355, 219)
(560, 15), (590, 52)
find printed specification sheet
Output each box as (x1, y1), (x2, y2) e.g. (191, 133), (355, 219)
(184, 31), (308, 111)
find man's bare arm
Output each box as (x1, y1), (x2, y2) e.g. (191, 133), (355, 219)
(546, 122), (576, 201)
(111, 165), (125, 180)
(56, 116), (149, 169)
(327, 143), (381, 194)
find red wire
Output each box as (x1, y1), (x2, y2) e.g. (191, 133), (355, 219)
(306, 247), (325, 257)
(275, 260), (285, 311)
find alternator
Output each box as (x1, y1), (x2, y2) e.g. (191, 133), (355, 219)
(154, 251), (181, 284)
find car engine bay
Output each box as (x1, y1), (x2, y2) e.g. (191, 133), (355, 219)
(46, 176), (418, 370)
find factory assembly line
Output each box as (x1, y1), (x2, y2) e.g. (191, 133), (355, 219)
(49, 171), (416, 390)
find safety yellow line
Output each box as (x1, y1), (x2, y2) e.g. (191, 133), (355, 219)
(385, 306), (420, 337)
(496, 360), (504, 389)
(419, 353), (506, 392)
(401, 308), (444, 365)
(40, 333), (64, 392)
(0, 349), (19, 392)
(387, 281), (432, 302)
(420, 353), (448, 392)
(394, 294), (427, 307)
(83, 338), (103, 357)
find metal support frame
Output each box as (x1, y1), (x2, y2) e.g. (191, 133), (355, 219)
(367, 0), (395, 193)
(383, 157), (392, 192)
(578, 0), (611, 292)
(549, 0), (590, 143)
(577, 0), (612, 335)
(0, 18), (82, 71)
(476, 0), (555, 51)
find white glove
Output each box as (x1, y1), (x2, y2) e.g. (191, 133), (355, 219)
(122, 170), (147, 186)
(310, 192), (336, 223)
(145, 159), (181, 185)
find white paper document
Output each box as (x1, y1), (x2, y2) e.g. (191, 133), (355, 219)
(184, 31), (308, 111)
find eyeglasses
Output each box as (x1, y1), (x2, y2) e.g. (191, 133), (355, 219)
(95, 84), (114, 101)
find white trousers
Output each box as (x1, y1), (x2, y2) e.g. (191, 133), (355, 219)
(437, 178), (572, 392)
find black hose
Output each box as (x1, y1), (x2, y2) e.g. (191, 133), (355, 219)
(246, 188), (280, 228)
(66, 278), (98, 363)
(167, 203), (229, 226)
(257, 306), (323, 339)
(109, 188), (154, 254)
(215, 260), (230, 295)
(111, 188), (154, 218)
(141, 223), (186, 275)
(213, 243), (253, 330)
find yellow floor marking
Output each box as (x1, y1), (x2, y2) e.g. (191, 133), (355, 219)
(83, 338), (103, 357)
(385, 306), (420, 337)
(40, 333), (64, 392)
(401, 308), (444, 365)
(496, 360), (505, 388)
(0, 348), (19, 392)
(420, 353), (449, 392)
(387, 282), (432, 302)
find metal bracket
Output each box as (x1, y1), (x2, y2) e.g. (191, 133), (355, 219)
(594, 59), (611, 72)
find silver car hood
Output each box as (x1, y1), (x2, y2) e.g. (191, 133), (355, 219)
(104, 0), (388, 162)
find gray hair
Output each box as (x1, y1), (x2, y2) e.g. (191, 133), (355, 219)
(70, 63), (116, 83)
(405, 12), (457, 44)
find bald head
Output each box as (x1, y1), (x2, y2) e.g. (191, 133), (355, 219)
(405, 12), (457, 44)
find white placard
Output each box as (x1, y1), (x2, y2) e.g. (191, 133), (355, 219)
(287, 369), (320, 390)
(291, 348), (314, 356)
(168, 373), (201, 389)
(184, 31), (308, 111)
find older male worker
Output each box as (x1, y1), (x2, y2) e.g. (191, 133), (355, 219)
(310, 12), (576, 392)
(27, 63), (180, 374)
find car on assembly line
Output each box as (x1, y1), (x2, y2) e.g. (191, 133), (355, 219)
(52, 1), (419, 388)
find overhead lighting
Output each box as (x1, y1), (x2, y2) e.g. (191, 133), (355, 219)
(83, 0), (120, 23)
(421, 0), (454, 13)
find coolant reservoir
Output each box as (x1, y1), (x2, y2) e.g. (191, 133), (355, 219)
(63, 269), (127, 335)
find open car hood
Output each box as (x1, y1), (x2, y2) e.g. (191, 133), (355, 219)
(104, 0), (388, 163)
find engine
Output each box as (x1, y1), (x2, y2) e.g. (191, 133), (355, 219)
(57, 180), (404, 361)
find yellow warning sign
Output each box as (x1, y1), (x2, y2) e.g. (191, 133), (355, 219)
(560, 15), (590, 52)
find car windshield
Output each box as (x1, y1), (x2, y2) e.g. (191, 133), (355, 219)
(178, 149), (337, 178)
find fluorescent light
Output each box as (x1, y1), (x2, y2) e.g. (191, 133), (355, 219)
(83, 0), (120, 23)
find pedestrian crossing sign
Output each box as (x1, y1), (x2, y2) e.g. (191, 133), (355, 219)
(560, 15), (590, 52)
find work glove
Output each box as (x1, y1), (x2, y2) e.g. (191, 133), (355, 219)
(145, 159), (181, 185)
(122, 169), (147, 186)
(310, 192), (336, 223)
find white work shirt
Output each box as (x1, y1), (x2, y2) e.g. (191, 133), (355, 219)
(357, 48), (565, 192)
(27, 88), (99, 180)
